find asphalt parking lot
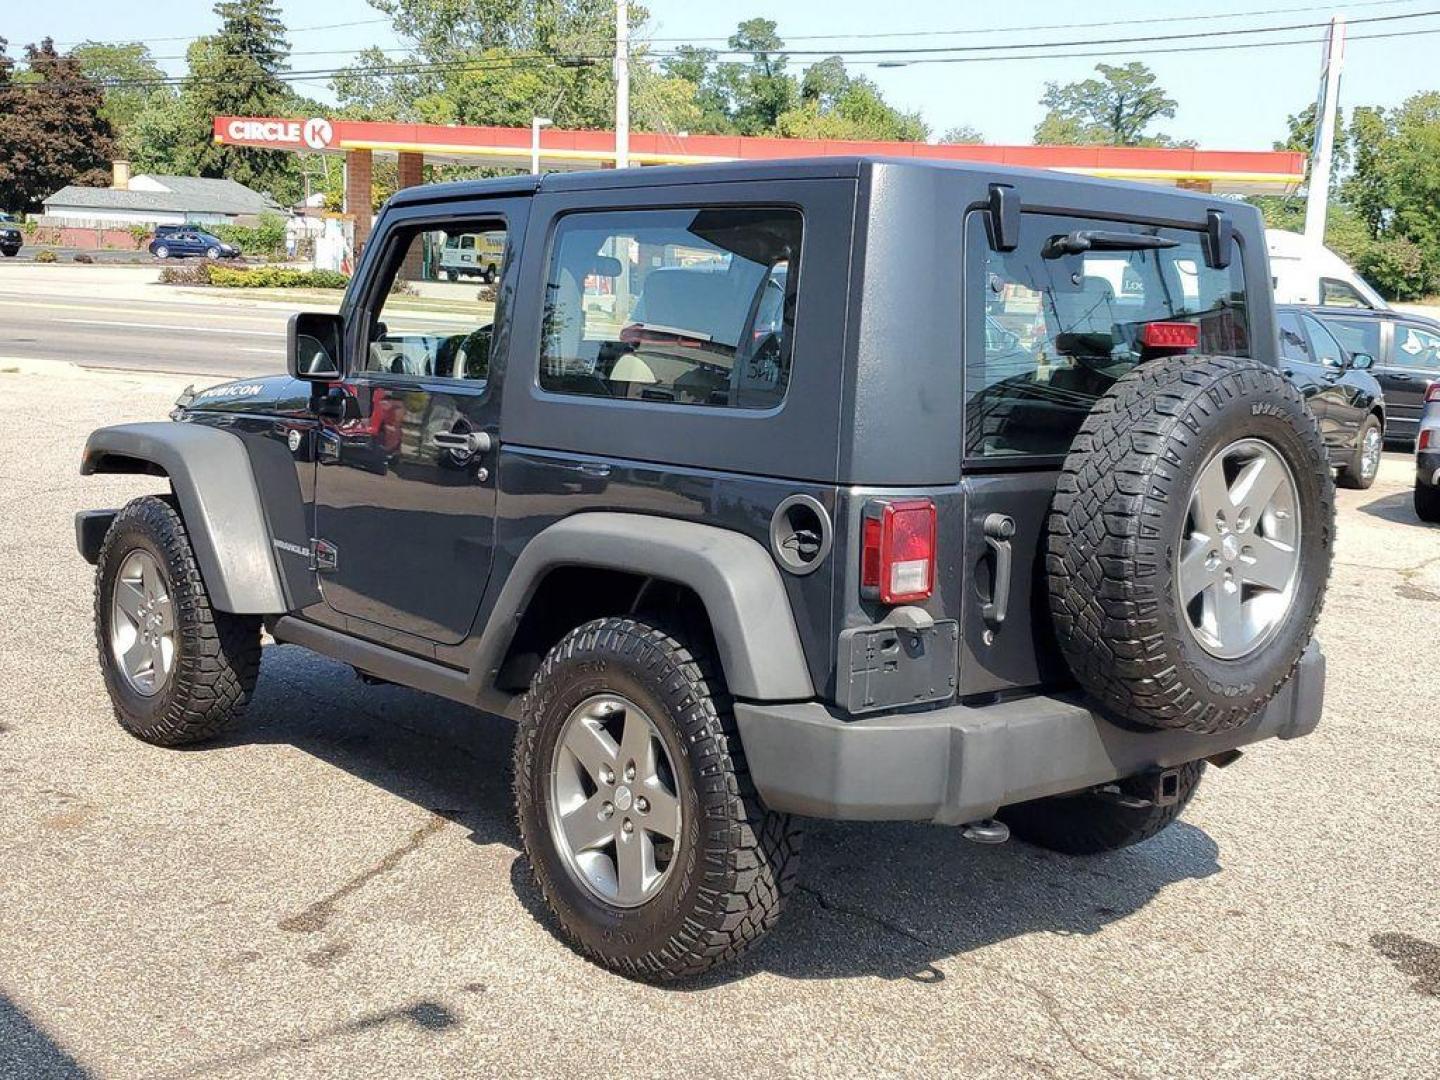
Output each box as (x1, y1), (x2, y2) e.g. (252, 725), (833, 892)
(1, 354), (1438, 1079)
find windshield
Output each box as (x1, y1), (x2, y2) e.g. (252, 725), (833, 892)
(966, 212), (1249, 459)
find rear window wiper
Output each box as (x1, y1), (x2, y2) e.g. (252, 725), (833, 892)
(1042, 230), (1180, 259)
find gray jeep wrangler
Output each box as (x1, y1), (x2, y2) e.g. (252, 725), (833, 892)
(77, 158), (1332, 981)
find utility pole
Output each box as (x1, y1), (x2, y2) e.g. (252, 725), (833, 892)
(531, 116), (553, 175)
(614, 0), (630, 168)
(1304, 15), (1346, 247)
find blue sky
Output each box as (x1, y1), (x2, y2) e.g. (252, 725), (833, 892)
(13, 0), (1440, 149)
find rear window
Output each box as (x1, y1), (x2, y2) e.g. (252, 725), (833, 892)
(966, 212), (1248, 459)
(539, 207), (801, 411)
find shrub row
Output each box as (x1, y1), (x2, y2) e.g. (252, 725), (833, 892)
(158, 262), (349, 290)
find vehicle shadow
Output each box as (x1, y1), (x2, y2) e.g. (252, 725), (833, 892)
(1356, 489), (1431, 527)
(0, 989), (92, 1078)
(229, 643), (1221, 985)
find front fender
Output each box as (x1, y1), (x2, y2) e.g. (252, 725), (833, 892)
(80, 422), (287, 614)
(471, 513), (815, 703)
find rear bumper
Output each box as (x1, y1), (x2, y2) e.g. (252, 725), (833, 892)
(1417, 449), (1440, 488)
(735, 641), (1324, 825)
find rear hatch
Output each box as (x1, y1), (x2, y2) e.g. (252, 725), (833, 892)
(957, 205), (1255, 698)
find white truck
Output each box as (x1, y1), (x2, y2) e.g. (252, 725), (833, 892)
(1266, 228), (1387, 310)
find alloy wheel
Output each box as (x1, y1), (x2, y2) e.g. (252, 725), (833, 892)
(110, 548), (177, 696)
(1177, 438), (1302, 660)
(547, 694), (683, 908)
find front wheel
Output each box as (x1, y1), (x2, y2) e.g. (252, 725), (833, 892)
(1, 248), (17, 258)
(1000, 762), (1205, 855)
(154, 246), (169, 260)
(94, 496), (262, 746)
(514, 616), (801, 981)
(1338, 415), (1383, 490)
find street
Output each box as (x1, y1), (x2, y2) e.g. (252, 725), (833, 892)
(0, 265), (306, 380)
(1, 266), (1438, 1079)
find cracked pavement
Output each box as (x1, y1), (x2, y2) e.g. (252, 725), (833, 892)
(1, 359), (1437, 1079)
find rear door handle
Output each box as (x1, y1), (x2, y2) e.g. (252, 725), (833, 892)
(981, 513), (1015, 631)
(432, 430), (492, 454)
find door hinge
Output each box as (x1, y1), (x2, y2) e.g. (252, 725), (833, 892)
(310, 538), (338, 573)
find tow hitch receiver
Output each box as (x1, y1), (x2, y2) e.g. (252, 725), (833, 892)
(1097, 767), (1183, 809)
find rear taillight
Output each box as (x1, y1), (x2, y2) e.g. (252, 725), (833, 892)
(861, 499), (936, 605)
(1140, 321), (1200, 350)
(1421, 429), (1433, 450)
(1426, 382), (1440, 403)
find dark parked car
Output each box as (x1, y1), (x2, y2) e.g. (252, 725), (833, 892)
(1276, 305), (1386, 489)
(1415, 382), (1440, 522)
(0, 212), (20, 257)
(148, 225), (239, 261)
(1308, 306), (1440, 444)
(76, 159), (1332, 981)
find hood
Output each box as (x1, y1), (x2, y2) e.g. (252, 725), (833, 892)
(174, 374), (311, 417)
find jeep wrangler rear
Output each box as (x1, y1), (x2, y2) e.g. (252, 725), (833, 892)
(76, 158), (1331, 981)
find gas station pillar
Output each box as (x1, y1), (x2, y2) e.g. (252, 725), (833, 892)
(343, 148), (374, 256)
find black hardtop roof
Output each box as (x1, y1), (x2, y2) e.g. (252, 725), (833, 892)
(386, 154), (1243, 213)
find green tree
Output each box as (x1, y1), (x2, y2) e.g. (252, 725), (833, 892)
(724, 18), (795, 135)
(941, 124), (984, 144)
(0, 38), (115, 212)
(660, 45), (731, 133)
(1034, 62), (1182, 147)
(70, 41), (173, 141)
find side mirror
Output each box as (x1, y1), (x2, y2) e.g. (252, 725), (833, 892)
(1350, 351), (1375, 370)
(288, 312), (345, 381)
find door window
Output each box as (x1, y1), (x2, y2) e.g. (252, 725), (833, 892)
(1320, 277), (1368, 307)
(359, 222), (506, 381)
(1278, 313), (1311, 363)
(966, 213), (1249, 458)
(1322, 316), (1380, 363)
(1302, 315), (1347, 368)
(1395, 323), (1440, 371)
(539, 207), (802, 410)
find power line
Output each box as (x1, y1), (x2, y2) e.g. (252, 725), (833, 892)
(49, 16), (393, 49)
(643, 0), (1427, 43)
(668, 7), (1440, 58)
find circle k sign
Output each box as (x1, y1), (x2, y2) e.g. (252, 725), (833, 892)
(302, 117), (334, 150)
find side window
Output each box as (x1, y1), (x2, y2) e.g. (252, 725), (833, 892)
(1323, 317), (1380, 362)
(1302, 315), (1346, 367)
(1320, 277), (1367, 307)
(1395, 323), (1440, 371)
(358, 222), (506, 382)
(539, 207), (802, 410)
(967, 213), (1248, 458)
(1278, 313), (1311, 364)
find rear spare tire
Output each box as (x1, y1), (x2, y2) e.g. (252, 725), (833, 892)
(1049, 355), (1333, 734)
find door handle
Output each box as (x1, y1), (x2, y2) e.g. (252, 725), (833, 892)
(981, 513), (1015, 632)
(1391, 373), (1414, 381)
(432, 430), (493, 454)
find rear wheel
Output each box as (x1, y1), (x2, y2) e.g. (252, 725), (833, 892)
(94, 496), (262, 746)
(1049, 355), (1333, 734)
(1000, 762), (1205, 855)
(514, 616), (800, 981)
(1416, 481), (1440, 524)
(1338, 415), (1383, 490)
(154, 245), (169, 260)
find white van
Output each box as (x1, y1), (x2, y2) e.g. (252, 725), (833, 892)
(1266, 228), (1387, 310)
(439, 230), (505, 283)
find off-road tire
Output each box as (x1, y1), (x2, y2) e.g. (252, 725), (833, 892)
(1337, 414), (1382, 490)
(1049, 355), (1334, 734)
(94, 496), (262, 746)
(1416, 481), (1440, 524)
(514, 616), (801, 982)
(999, 762), (1205, 855)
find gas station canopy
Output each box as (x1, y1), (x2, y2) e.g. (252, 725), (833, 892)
(214, 115), (1305, 196)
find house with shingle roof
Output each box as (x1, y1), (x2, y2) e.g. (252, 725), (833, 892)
(42, 165), (282, 228)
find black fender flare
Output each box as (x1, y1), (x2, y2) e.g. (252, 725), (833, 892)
(470, 512), (815, 704)
(80, 422), (287, 614)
